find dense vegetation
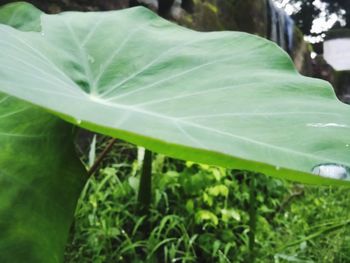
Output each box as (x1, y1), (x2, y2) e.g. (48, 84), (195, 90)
(65, 136), (350, 262)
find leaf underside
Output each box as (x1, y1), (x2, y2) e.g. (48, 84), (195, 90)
(0, 3), (87, 263)
(0, 3), (350, 185)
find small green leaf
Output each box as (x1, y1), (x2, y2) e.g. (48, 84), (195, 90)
(207, 185), (229, 197)
(185, 199), (194, 213)
(195, 210), (219, 226)
(221, 209), (241, 222)
(203, 192), (214, 206)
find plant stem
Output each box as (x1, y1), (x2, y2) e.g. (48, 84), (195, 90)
(87, 138), (117, 177)
(137, 149), (153, 215)
(248, 174), (257, 263)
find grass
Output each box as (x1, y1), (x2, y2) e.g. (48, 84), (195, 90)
(65, 134), (350, 262)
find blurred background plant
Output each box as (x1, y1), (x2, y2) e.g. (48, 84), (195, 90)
(64, 135), (350, 262)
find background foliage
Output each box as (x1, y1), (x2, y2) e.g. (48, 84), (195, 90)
(65, 136), (350, 262)
(276, 0), (350, 36)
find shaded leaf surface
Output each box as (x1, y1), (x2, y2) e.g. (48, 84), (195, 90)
(0, 94), (87, 263)
(0, 5), (349, 185)
(0, 4), (87, 262)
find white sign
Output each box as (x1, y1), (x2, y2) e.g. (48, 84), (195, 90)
(324, 38), (350, 71)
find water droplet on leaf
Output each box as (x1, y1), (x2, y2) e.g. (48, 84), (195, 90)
(76, 119), (82, 125)
(312, 163), (350, 180)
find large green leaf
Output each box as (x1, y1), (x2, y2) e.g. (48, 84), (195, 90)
(0, 4), (88, 262)
(0, 94), (87, 263)
(0, 4), (349, 185)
